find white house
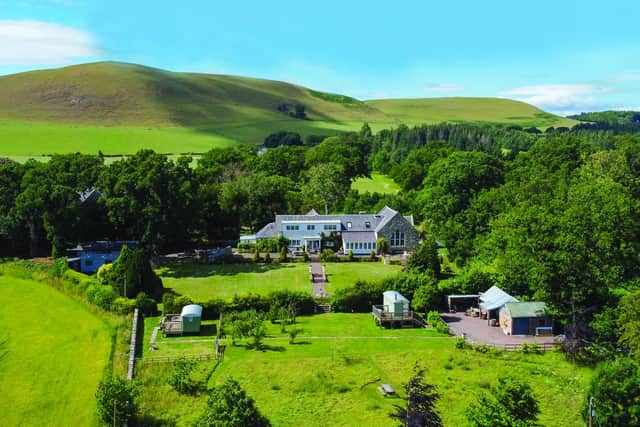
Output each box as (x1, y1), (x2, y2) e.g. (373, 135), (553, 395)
(240, 206), (419, 255)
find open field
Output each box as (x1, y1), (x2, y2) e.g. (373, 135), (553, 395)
(157, 261), (402, 301)
(366, 97), (578, 129)
(0, 121), (236, 157)
(0, 275), (113, 426)
(136, 313), (590, 426)
(351, 173), (401, 195)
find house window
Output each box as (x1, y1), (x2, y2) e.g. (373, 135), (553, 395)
(307, 224), (315, 230)
(291, 240), (300, 247)
(286, 225), (299, 231)
(324, 224), (337, 231)
(390, 230), (405, 247)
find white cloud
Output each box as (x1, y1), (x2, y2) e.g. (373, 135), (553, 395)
(500, 84), (608, 115)
(424, 83), (465, 93)
(611, 72), (640, 83)
(0, 20), (98, 65)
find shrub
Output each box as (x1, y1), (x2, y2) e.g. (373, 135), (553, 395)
(302, 251), (309, 262)
(376, 237), (388, 255)
(319, 249), (339, 262)
(427, 311), (449, 334)
(289, 327), (303, 344)
(331, 280), (385, 312)
(51, 258), (68, 278)
(111, 297), (137, 314)
(167, 358), (199, 394)
(86, 284), (117, 311)
(263, 252), (272, 264)
(135, 292), (158, 316)
(279, 247), (287, 263)
(95, 374), (139, 426)
(96, 263), (112, 284)
(347, 250), (354, 261)
(368, 250), (377, 261)
(253, 250), (260, 263)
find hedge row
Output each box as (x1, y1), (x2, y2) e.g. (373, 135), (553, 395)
(163, 290), (316, 320)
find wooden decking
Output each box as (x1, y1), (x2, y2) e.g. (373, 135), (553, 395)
(372, 305), (417, 327)
(160, 315), (183, 336)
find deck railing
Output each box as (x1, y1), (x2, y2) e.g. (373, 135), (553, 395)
(372, 305), (415, 321)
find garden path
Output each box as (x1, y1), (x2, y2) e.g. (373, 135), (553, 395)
(309, 256), (328, 298)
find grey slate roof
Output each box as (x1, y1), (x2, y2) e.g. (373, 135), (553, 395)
(342, 231), (377, 242)
(274, 206), (401, 233)
(255, 222), (278, 239)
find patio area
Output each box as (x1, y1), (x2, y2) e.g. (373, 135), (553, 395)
(441, 312), (558, 347)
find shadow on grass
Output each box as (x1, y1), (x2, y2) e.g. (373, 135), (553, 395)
(260, 344), (286, 352)
(290, 340), (312, 345)
(134, 414), (177, 427)
(156, 259), (301, 279)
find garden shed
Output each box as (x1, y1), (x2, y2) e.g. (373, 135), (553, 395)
(499, 302), (551, 336)
(383, 291), (409, 315)
(181, 304), (203, 333)
(372, 291), (415, 327)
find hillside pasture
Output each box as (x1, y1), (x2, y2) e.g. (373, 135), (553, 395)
(366, 97), (578, 129)
(0, 275), (113, 426)
(136, 313), (589, 427)
(351, 173), (401, 195)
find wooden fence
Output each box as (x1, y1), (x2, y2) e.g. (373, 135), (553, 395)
(136, 353), (217, 365)
(465, 340), (558, 352)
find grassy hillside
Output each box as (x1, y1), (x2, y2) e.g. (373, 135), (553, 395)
(366, 97), (577, 128)
(0, 275), (112, 426)
(0, 62), (575, 157)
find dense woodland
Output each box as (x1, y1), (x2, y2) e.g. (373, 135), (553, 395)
(2, 121), (640, 359)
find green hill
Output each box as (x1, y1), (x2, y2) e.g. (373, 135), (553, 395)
(366, 97), (577, 129)
(0, 62), (575, 157)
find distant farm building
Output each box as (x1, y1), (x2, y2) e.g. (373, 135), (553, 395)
(67, 241), (138, 273)
(161, 304), (203, 336)
(499, 302), (552, 336)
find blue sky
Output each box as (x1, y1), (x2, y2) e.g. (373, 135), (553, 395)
(1, 0), (639, 115)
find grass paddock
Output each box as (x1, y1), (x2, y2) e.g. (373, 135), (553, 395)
(0, 275), (113, 426)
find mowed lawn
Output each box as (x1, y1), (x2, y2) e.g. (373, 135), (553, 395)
(0, 276), (113, 426)
(351, 173), (401, 195)
(157, 262), (310, 300)
(136, 314), (590, 427)
(322, 262), (402, 294)
(157, 261), (402, 301)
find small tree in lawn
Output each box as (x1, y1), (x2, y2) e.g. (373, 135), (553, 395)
(584, 357), (640, 426)
(377, 237), (388, 255)
(390, 364), (442, 427)
(289, 327), (303, 344)
(467, 376), (540, 427)
(279, 246), (288, 263)
(196, 377), (271, 427)
(95, 374), (139, 426)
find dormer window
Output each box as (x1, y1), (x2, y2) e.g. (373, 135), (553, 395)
(365, 221), (371, 229)
(347, 221), (352, 229)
